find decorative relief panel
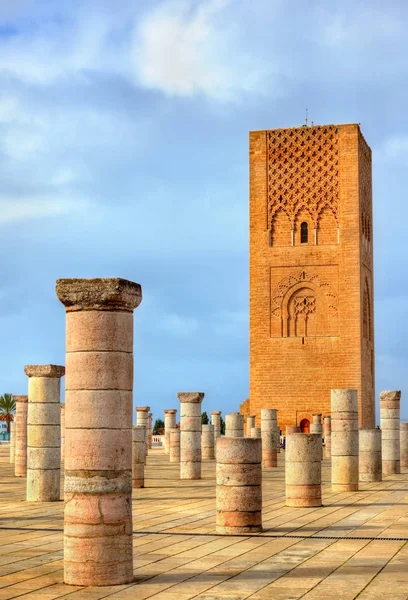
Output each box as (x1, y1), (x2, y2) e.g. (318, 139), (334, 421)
(359, 131), (372, 262)
(267, 126), (339, 243)
(270, 267), (339, 338)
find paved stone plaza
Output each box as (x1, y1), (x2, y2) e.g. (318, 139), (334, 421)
(1, 446), (408, 600)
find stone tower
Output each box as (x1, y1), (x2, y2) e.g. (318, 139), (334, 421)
(245, 123), (374, 431)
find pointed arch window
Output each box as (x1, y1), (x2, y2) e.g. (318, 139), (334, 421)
(300, 222), (308, 244)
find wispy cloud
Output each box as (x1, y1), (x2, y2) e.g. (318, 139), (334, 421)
(0, 196), (92, 225)
(132, 0), (268, 101)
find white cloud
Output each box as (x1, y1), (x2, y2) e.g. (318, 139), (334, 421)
(377, 135), (408, 164)
(0, 197), (93, 225)
(132, 0), (267, 101)
(159, 313), (200, 337)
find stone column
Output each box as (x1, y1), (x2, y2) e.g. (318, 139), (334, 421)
(225, 413), (244, 438)
(250, 428), (261, 438)
(56, 277), (142, 586)
(211, 411), (221, 439)
(14, 395), (28, 477)
(61, 403), (65, 462)
(261, 408), (278, 468)
(401, 423), (408, 468)
(136, 406), (149, 446)
(359, 429), (382, 482)
(310, 413), (323, 459)
(202, 424), (215, 460)
(216, 437), (262, 534)
(286, 425), (300, 434)
(285, 433), (322, 507)
(132, 426), (146, 488)
(164, 409), (177, 455)
(380, 390), (401, 475)
(331, 389), (359, 492)
(169, 428), (180, 463)
(323, 416), (331, 458)
(246, 415), (255, 437)
(25, 364), (65, 502)
(9, 419), (16, 464)
(148, 413), (153, 449)
(178, 392), (204, 480)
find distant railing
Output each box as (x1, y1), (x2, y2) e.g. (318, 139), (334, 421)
(152, 435), (164, 445)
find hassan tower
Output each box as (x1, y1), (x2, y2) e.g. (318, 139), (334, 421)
(242, 123), (375, 432)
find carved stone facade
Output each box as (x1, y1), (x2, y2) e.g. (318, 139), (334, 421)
(247, 123), (375, 431)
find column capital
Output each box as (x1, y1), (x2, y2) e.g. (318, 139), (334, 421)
(177, 392), (204, 404)
(380, 390), (401, 402)
(136, 406), (150, 412)
(56, 278), (142, 313)
(24, 364), (65, 378)
(164, 409), (177, 414)
(14, 395), (28, 403)
(211, 411), (221, 416)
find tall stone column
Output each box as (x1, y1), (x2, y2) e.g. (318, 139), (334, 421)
(216, 437), (262, 534)
(323, 416), (331, 458)
(331, 389), (359, 492)
(401, 423), (408, 469)
(211, 411), (221, 439)
(359, 429), (382, 482)
(132, 426), (146, 488)
(148, 413), (153, 449)
(169, 428), (180, 463)
(178, 392), (204, 480)
(9, 419), (16, 464)
(250, 428), (261, 438)
(225, 413), (244, 438)
(286, 433), (322, 507)
(136, 406), (149, 447)
(14, 395), (28, 477)
(60, 403), (65, 462)
(246, 415), (255, 437)
(310, 413), (323, 459)
(56, 277), (141, 586)
(261, 409), (278, 468)
(202, 424), (215, 459)
(380, 390), (401, 475)
(164, 409), (177, 455)
(25, 364), (64, 502)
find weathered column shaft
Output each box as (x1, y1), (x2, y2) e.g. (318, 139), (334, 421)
(164, 409), (177, 455)
(331, 389), (359, 492)
(179, 392), (204, 479)
(323, 416), (331, 459)
(401, 423), (408, 469)
(169, 428), (180, 463)
(380, 390), (401, 475)
(261, 408), (278, 468)
(9, 419), (16, 464)
(61, 403), (65, 462)
(202, 424), (215, 460)
(359, 429), (382, 482)
(132, 426), (146, 488)
(57, 277), (141, 586)
(211, 411), (221, 439)
(286, 433), (322, 507)
(225, 413), (244, 438)
(246, 415), (255, 437)
(216, 437), (262, 534)
(25, 364), (64, 502)
(310, 413), (323, 460)
(250, 427), (261, 438)
(14, 395), (28, 477)
(136, 406), (149, 447)
(148, 413), (153, 449)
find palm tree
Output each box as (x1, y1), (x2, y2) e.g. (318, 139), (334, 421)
(0, 394), (16, 433)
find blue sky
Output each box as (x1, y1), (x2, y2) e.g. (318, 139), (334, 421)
(0, 0), (407, 423)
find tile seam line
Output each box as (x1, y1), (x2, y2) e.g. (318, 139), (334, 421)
(353, 540), (408, 600)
